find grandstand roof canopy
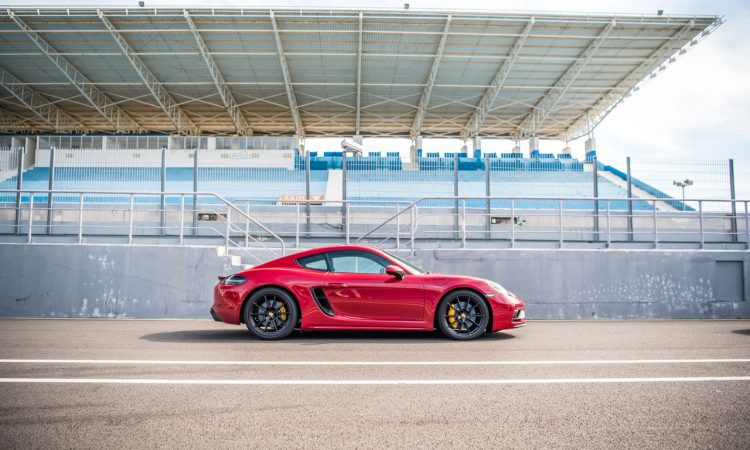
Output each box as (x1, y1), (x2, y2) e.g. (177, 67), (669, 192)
(0, 7), (720, 140)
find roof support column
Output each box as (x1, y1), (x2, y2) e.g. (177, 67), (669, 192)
(355, 11), (363, 135)
(98, 9), (198, 135)
(411, 15), (452, 138)
(270, 10), (304, 138)
(462, 18), (534, 139)
(184, 10), (251, 135)
(516, 19), (617, 139)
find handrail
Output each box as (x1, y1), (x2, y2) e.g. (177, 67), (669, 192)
(0, 189), (286, 256)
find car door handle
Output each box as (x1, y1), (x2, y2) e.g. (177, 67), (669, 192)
(329, 283), (348, 288)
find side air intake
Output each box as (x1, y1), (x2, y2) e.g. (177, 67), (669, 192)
(311, 287), (334, 317)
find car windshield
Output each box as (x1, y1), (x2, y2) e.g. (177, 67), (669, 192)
(384, 251), (427, 274)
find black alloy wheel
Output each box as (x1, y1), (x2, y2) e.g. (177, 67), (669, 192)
(436, 290), (490, 340)
(244, 288), (299, 340)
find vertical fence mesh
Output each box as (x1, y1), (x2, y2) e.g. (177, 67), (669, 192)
(346, 155), (454, 207)
(629, 159), (731, 211)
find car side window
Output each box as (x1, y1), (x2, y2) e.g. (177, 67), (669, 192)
(297, 253), (329, 271)
(328, 251), (390, 274)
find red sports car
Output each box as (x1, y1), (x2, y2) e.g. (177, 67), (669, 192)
(212, 244), (526, 340)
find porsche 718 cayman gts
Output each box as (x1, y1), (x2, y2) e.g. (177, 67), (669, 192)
(212, 245), (526, 340)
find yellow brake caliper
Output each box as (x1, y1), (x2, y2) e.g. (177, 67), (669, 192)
(448, 306), (458, 329)
(279, 305), (288, 321)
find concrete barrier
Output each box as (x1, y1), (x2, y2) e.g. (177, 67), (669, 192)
(409, 249), (750, 319)
(0, 243), (748, 319)
(0, 243), (239, 319)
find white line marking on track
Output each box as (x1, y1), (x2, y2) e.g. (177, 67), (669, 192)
(0, 377), (748, 385)
(0, 359), (748, 366)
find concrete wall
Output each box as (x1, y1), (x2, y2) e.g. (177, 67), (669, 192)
(0, 244), (239, 319)
(408, 249), (750, 319)
(0, 243), (748, 320)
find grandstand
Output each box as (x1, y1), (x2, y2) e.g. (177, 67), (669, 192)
(0, 7), (739, 252)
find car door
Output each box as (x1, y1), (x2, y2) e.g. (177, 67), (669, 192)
(322, 250), (424, 322)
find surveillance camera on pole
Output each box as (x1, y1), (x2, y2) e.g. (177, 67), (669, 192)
(340, 139), (363, 157)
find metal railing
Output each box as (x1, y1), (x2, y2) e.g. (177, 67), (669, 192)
(0, 189), (285, 264)
(1, 190), (747, 255)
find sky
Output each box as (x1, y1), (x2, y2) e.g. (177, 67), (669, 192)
(5, 0), (750, 197)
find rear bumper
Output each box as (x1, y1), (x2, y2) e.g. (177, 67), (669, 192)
(210, 307), (221, 322)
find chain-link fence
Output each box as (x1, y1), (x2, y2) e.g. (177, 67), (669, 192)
(1, 143), (739, 215)
(628, 158), (732, 212)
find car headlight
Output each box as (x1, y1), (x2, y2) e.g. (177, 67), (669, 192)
(220, 274), (247, 286)
(486, 280), (515, 297)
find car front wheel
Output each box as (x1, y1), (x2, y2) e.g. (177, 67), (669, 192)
(436, 290), (490, 340)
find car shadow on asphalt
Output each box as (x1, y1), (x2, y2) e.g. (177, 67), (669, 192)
(731, 329), (750, 336)
(139, 329), (516, 344)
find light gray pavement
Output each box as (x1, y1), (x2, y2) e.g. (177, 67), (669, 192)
(0, 319), (749, 449)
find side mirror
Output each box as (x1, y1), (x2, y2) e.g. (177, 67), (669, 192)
(385, 265), (406, 280)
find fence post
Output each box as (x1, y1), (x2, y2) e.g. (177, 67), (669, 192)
(699, 200), (704, 249)
(225, 208), (231, 252)
(592, 156), (599, 241)
(27, 194), (34, 243)
(396, 205), (401, 249)
(179, 194), (184, 246)
(342, 150), (347, 234)
(305, 150), (311, 236)
(14, 146), (24, 235)
(295, 201), (300, 249)
(461, 198), (466, 249)
(510, 199), (515, 248)
(160, 146), (166, 237)
(128, 193), (134, 245)
(453, 152), (459, 240)
(606, 200), (611, 248)
(192, 147), (198, 237)
(46, 146), (55, 234)
(729, 159), (737, 243)
(484, 154), (490, 240)
(652, 199), (658, 249)
(410, 205), (416, 256)
(559, 198), (564, 248)
(626, 156), (633, 241)
(345, 203), (350, 244)
(78, 193), (84, 244)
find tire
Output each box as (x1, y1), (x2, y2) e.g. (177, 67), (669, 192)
(244, 287), (299, 340)
(435, 290), (490, 340)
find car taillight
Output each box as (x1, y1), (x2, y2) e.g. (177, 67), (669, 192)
(219, 274), (247, 286)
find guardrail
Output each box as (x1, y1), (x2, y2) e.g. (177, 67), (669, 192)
(1, 190), (747, 254)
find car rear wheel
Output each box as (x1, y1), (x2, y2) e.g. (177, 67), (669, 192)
(244, 288), (299, 340)
(436, 290), (489, 340)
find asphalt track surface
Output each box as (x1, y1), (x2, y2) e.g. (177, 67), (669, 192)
(0, 319), (748, 449)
